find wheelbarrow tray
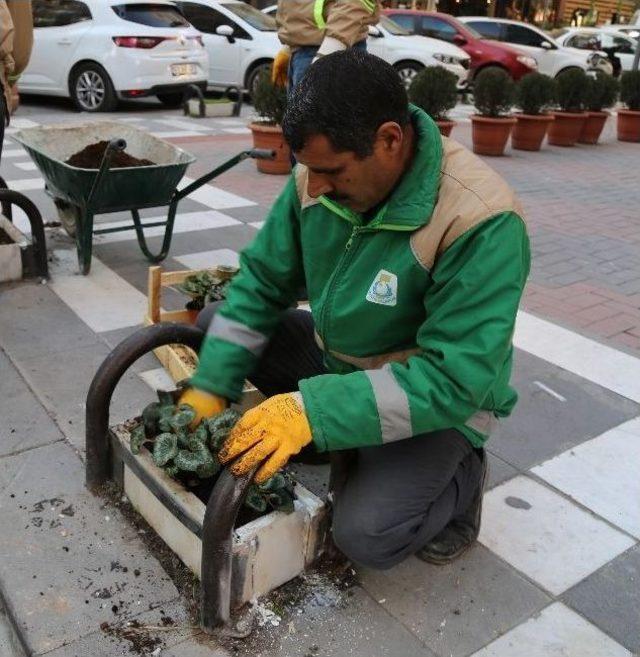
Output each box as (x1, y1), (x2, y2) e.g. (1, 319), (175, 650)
(12, 121), (196, 213)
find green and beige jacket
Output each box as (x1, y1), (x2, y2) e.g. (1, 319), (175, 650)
(192, 106), (530, 451)
(276, 0), (379, 54)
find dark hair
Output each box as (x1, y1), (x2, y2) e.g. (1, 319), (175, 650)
(282, 49), (410, 158)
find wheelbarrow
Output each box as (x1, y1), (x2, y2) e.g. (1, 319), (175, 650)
(12, 122), (273, 275)
(86, 322), (348, 636)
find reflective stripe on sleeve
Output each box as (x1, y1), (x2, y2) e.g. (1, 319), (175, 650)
(365, 364), (412, 444)
(313, 0), (326, 29)
(465, 409), (498, 436)
(207, 314), (268, 357)
(360, 0), (376, 12)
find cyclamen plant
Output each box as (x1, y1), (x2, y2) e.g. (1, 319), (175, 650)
(130, 390), (295, 514)
(177, 271), (230, 311)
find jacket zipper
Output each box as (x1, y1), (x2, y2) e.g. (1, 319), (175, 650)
(319, 225), (362, 350)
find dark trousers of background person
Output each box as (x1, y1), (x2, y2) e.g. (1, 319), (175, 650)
(197, 303), (483, 570)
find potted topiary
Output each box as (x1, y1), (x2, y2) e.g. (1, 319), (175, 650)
(617, 70), (640, 142)
(470, 67), (516, 156)
(547, 68), (588, 147)
(511, 72), (556, 151)
(580, 72), (618, 144)
(408, 66), (459, 137)
(249, 69), (290, 174)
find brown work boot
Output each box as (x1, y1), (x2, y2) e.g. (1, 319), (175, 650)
(417, 449), (488, 565)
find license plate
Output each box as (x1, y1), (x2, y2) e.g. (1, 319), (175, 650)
(171, 63), (196, 77)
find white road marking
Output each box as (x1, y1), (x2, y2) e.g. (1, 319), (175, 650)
(93, 210), (241, 244)
(178, 176), (256, 210)
(156, 118), (212, 133)
(174, 248), (239, 270)
(14, 161), (38, 171)
(150, 130), (205, 138)
(48, 249), (147, 332)
(139, 367), (176, 391)
(1, 148), (28, 158)
(515, 311), (640, 403)
(7, 177), (44, 191)
(249, 221), (265, 230)
(532, 381), (567, 402)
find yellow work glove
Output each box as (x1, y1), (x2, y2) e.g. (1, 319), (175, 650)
(179, 388), (227, 427)
(271, 47), (290, 87)
(219, 393), (312, 483)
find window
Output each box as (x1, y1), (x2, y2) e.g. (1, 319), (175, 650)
(111, 3), (190, 28)
(504, 24), (549, 48)
(466, 20), (502, 41)
(379, 15), (411, 36)
(386, 13), (415, 31)
(612, 35), (635, 54)
(566, 32), (600, 49)
(177, 2), (249, 39)
(224, 2), (276, 31)
(32, 0), (91, 28)
(419, 16), (458, 43)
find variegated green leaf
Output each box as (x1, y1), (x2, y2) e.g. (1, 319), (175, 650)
(174, 449), (206, 471)
(157, 390), (174, 407)
(245, 486), (268, 513)
(130, 424), (147, 455)
(170, 404), (196, 429)
(207, 409), (241, 450)
(164, 463), (180, 479)
(152, 433), (178, 467)
(192, 422), (208, 445)
(141, 402), (162, 436)
(258, 473), (286, 492)
(196, 457), (220, 479)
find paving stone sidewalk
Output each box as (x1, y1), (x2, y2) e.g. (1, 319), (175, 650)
(1, 102), (639, 656)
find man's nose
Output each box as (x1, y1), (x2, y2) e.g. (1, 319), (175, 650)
(307, 173), (333, 198)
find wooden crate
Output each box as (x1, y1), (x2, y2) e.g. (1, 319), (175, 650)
(144, 266), (264, 409)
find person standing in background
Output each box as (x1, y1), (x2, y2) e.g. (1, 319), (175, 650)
(0, 0), (33, 158)
(271, 0), (380, 90)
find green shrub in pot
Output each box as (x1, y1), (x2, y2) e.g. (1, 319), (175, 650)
(409, 66), (458, 134)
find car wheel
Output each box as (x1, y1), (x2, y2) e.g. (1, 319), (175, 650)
(555, 66), (583, 78)
(157, 92), (185, 108)
(247, 62), (273, 98)
(394, 62), (423, 90)
(70, 63), (118, 112)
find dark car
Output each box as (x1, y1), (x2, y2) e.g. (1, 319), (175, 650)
(383, 10), (538, 81)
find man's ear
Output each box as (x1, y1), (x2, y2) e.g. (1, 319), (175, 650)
(376, 121), (404, 153)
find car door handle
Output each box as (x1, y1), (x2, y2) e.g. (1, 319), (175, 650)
(57, 39), (72, 45)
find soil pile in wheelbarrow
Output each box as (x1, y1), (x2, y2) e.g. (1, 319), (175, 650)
(66, 140), (155, 169)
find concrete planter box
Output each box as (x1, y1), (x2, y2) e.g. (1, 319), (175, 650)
(0, 216), (28, 283)
(187, 99), (235, 118)
(112, 424), (327, 607)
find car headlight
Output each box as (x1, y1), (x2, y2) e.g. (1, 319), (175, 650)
(517, 55), (538, 69)
(433, 53), (460, 65)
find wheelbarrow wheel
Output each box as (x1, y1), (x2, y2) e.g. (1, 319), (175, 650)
(54, 199), (80, 238)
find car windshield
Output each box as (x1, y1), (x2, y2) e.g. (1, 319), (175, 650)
(379, 15), (411, 35)
(224, 2), (276, 31)
(112, 3), (190, 27)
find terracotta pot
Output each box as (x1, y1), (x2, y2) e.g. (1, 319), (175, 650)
(185, 308), (200, 325)
(579, 111), (609, 145)
(470, 115), (516, 156)
(547, 111), (586, 147)
(617, 108), (640, 143)
(512, 113), (554, 151)
(249, 122), (292, 175)
(435, 119), (456, 137)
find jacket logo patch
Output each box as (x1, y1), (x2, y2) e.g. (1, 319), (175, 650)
(366, 270), (397, 307)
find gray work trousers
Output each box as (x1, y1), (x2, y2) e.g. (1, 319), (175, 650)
(197, 304), (483, 570)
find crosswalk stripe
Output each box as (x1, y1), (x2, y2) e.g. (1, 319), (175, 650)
(93, 210), (241, 244)
(178, 176), (256, 210)
(1, 148), (28, 158)
(174, 248), (239, 270)
(48, 249), (148, 333)
(15, 161), (38, 171)
(7, 177), (44, 191)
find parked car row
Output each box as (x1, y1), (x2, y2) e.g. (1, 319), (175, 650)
(19, 0), (628, 112)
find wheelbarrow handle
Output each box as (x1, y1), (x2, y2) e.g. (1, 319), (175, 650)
(108, 138), (127, 153)
(248, 148), (275, 160)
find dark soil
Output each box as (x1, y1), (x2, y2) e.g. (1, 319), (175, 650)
(66, 140), (155, 169)
(0, 227), (14, 245)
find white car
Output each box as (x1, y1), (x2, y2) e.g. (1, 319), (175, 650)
(459, 17), (613, 77)
(369, 16), (470, 89)
(21, 0), (208, 112)
(262, 8), (470, 90)
(173, 0), (281, 94)
(555, 27), (638, 72)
